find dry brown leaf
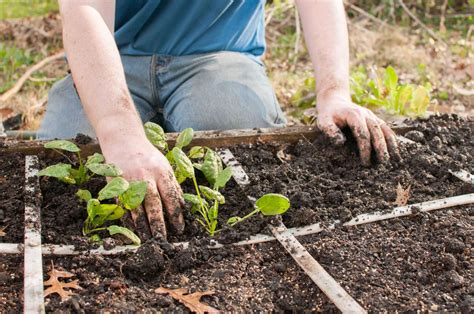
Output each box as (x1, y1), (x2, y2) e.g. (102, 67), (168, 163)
(44, 262), (82, 301)
(0, 227), (6, 237)
(276, 145), (293, 162)
(394, 183), (411, 206)
(156, 287), (218, 314)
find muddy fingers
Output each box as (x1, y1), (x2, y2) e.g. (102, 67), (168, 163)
(380, 123), (401, 161)
(347, 114), (372, 166)
(143, 181), (167, 238)
(158, 171), (185, 234)
(317, 115), (346, 145)
(367, 119), (389, 163)
(129, 205), (153, 241)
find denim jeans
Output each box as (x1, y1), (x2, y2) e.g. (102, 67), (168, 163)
(37, 51), (286, 139)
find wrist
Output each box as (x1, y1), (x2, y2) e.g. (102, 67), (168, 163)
(95, 116), (149, 152)
(317, 87), (351, 103)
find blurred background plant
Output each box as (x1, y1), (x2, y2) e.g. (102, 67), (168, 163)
(0, 0), (472, 132)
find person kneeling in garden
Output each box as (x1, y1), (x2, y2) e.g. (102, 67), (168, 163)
(38, 0), (399, 237)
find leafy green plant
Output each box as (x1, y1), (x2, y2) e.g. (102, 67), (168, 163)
(293, 66), (432, 119)
(144, 123), (290, 236)
(356, 66), (432, 116)
(76, 177), (146, 245)
(227, 194), (290, 226)
(37, 140), (121, 185)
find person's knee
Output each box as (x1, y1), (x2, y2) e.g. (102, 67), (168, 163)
(165, 80), (286, 132)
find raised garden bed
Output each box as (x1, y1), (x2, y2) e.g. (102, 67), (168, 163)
(0, 115), (472, 312)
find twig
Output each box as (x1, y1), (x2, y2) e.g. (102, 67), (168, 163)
(396, 0), (447, 46)
(293, 5), (301, 58)
(439, 0), (449, 33)
(0, 51), (64, 104)
(346, 2), (395, 30)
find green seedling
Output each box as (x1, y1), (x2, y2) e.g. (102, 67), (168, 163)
(173, 145), (233, 236)
(78, 178), (147, 245)
(227, 193), (290, 226)
(37, 140), (121, 185)
(144, 123), (290, 236)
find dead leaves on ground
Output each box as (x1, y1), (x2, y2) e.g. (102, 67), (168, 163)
(156, 287), (218, 314)
(394, 183), (411, 206)
(44, 262), (82, 301)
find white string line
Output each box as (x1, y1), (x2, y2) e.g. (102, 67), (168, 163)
(23, 155), (45, 313)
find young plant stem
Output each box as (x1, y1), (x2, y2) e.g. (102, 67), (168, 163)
(53, 148), (75, 165)
(191, 176), (211, 226)
(230, 208), (260, 226)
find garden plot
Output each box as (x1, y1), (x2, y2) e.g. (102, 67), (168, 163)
(0, 115), (472, 312)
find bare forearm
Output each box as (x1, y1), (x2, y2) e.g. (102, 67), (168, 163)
(59, 1), (146, 145)
(296, 0), (350, 101)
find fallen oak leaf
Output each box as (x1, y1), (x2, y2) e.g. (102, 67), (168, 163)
(155, 287), (219, 314)
(394, 183), (411, 206)
(44, 262), (82, 301)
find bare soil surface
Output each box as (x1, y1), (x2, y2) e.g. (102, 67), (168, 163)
(0, 152), (25, 243)
(42, 206), (472, 312)
(0, 255), (23, 312)
(231, 115), (472, 229)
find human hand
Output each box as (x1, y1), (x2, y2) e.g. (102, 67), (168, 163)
(315, 94), (399, 166)
(101, 137), (184, 239)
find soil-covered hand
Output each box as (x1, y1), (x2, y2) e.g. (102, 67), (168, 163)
(101, 139), (184, 239)
(316, 97), (399, 166)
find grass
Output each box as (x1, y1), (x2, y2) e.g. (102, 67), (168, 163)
(0, 43), (44, 93)
(0, 0), (58, 20)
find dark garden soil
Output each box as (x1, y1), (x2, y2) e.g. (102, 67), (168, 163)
(403, 114), (473, 173)
(42, 206), (472, 312)
(0, 152), (25, 243)
(231, 115), (472, 230)
(0, 255), (23, 312)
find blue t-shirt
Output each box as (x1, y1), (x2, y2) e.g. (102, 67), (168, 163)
(114, 0), (265, 57)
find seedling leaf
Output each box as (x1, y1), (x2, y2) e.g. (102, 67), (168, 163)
(214, 167), (232, 189)
(120, 181), (148, 210)
(227, 216), (242, 225)
(107, 225), (141, 245)
(256, 194), (290, 216)
(86, 163), (122, 177)
(199, 185), (225, 204)
(98, 177), (129, 200)
(183, 193), (201, 206)
(144, 122), (168, 151)
(176, 128), (193, 149)
(44, 263), (82, 301)
(76, 189), (92, 202)
(172, 147), (195, 179)
(200, 149), (222, 185)
(37, 163), (72, 179)
(44, 140), (80, 153)
(155, 287), (218, 314)
(86, 199), (101, 220)
(85, 153), (105, 166)
(188, 146), (204, 159)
